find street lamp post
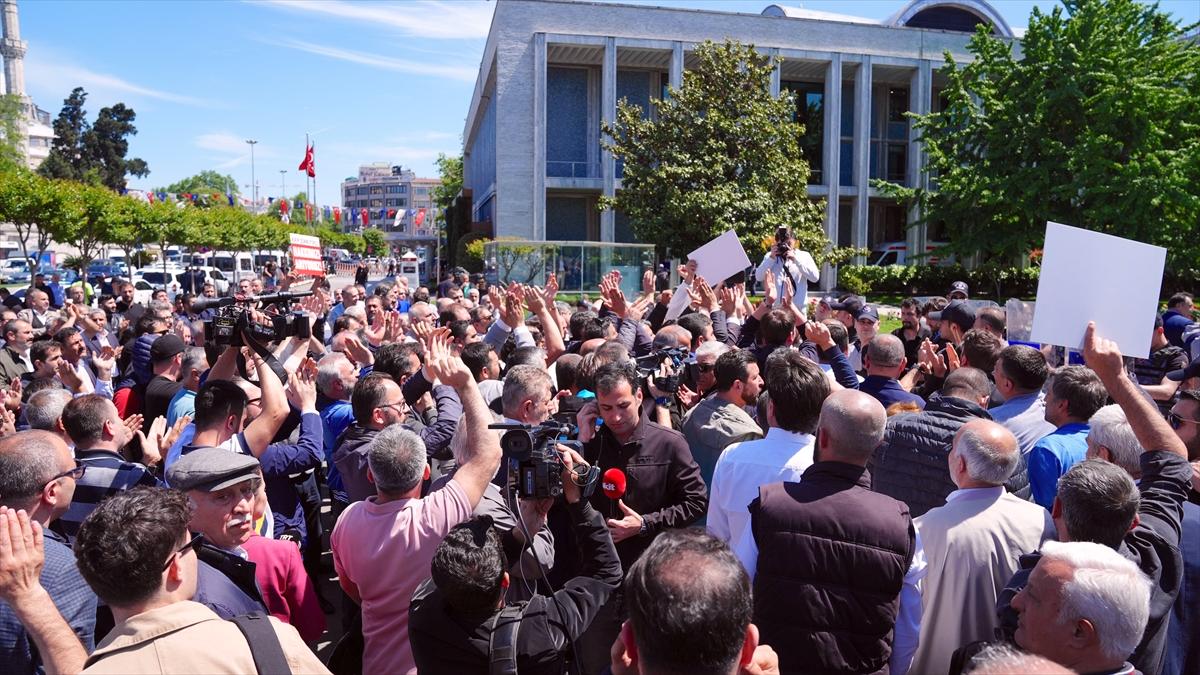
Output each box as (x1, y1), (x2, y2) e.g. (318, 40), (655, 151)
(279, 170), (286, 200)
(246, 139), (258, 213)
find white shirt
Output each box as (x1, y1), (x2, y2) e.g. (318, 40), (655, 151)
(707, 427), (815, 548)
(755, 249), (819, 315)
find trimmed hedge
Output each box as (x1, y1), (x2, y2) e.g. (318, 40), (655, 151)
(837, 265), (1040, 299)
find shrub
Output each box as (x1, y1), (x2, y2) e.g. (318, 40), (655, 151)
(836, 264), (1039, 299)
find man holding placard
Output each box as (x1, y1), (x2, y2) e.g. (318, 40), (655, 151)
(755, 226), (819, 316)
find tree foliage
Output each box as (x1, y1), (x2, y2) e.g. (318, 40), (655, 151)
(879, 0), (1200, 268)
(601, 39), (831, 263)
(432, 153), (462, 211)
(38, 87), (150, 190)
(0, 169), (72, 276)
(0, 94), (27, 171)
(158, 170), (239, 197)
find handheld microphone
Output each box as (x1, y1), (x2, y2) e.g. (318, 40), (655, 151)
(601, 468), (627, 500)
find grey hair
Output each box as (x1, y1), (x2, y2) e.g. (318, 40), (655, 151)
(955, 424), (1020, 485)
(316, 352), (355, 397)
(1039, 540), (1152, 663)
(180, 347), (207, 376)
(343, 305), (367, 322)
(966, 643), (1072, 674)
(1087, 404), (1142, 477)
(150, 300), (173, 316)
(26, 389), (73, 431)
(865, 333), (905, 369)
(0, 431), (64, 509)
(501, 365), (553, 418)
(1057, 459), (1139, 548)
(367, 425), (428, 495)
(695, 340), (731, 360)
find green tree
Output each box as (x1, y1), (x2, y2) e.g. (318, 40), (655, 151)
(0, 94), (27, 171)
(879, 0), (1200, 267)
(432, 153), (462, 211)
(361, 228), (387, 256)
(107, 196), (153, 270)
(37, 87), (89, 182)
(39, 88), (150, 190)
(158, 170), (239, 198)
(0, 169), (72, 277)
(602, 39), (831, 262)
(61, 184), (115, 272)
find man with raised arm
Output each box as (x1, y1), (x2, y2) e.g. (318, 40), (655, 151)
(331, 332), (503, 675)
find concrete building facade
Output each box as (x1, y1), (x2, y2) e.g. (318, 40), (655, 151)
(340, 163), (440, 245)
(461, 0), (1017, 273)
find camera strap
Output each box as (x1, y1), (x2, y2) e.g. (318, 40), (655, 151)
(236, 320), (291, 385)
(488, 602), (526, 675)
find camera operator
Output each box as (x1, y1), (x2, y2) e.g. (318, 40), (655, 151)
(754, 226), (818, 315)
(410, 446), (622, 674)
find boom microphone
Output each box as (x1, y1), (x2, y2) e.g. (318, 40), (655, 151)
(191, 295), (235, 312)
(601, 468), (627, 500)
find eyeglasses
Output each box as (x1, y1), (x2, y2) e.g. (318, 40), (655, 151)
(696, 363), (715, 373)
(163, 533), (206, 571)
(1167, 411), (1200, 430)
(376, 401), (407, 415)
(43, 461), (85, 490)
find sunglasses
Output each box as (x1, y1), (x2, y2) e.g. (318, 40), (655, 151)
(696, 363), (715, 373)
(1167, 411), (1200, 430)
(43, 461), (86, 489)
(163, 533), (206, 571)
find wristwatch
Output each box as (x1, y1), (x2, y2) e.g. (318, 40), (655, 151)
(639, 519), (648, 536)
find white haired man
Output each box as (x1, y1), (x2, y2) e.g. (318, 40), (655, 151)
(1011, 540), (1152, 674)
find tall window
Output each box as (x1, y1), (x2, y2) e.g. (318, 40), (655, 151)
(782, 82), (823, 185)
(547, 67), (592, 178)
(871, 87), (909, 184)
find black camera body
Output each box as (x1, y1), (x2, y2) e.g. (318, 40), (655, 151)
(489, 421), (591, 500)
(206, 305), (312, 349)
(634, 346), (692, 394)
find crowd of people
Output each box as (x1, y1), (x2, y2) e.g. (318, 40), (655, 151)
(0, 231), (1197, 675)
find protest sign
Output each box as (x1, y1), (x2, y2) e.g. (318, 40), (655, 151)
(1030, 222), (1164, 358)
(289, 233), (325, 277)
(687, 229), (752, 286)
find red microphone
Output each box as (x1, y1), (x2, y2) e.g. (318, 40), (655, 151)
(601, 468), (627, 500)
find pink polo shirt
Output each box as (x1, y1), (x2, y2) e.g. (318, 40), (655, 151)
(331, 479), (472, 675)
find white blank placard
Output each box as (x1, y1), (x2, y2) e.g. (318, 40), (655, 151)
(1030, 222), (1165, 358)
(687, 229), (752, 286)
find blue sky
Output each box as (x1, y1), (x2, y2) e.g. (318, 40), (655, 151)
(19, 0), (1199, 207)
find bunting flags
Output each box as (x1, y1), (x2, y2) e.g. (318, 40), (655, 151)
(393, 208), (403, 231)
(414, 208), (426, 227)
(360, 208), (369, 224)
(305, 202), (314, 223)
(298, 143), (315, 178)
(334, 207), (341, 224)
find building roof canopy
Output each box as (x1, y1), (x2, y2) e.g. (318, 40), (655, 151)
(763, 0), (1014, 38)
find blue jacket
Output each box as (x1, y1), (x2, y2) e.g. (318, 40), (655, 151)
(1028, 423), (1090, 509)
(261, 411), (324, 540)
(859, 375), (925, 411)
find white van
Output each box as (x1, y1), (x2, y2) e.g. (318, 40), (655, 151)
(192, 251), (255, 282)
(868, 241), (953, 266)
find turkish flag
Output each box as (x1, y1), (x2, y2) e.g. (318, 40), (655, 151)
(305, 202), (314, 222)
(279, 199), (289, 215)
(334, 207), (341, 224)
(360, 208), (369, 224)
(414, 208), (426, 226)
(298, 143), (315, 177)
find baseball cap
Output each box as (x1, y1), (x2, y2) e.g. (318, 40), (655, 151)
(830, 296), (864, 316)
(1167, 355), (1200, 382)
(167, 447), (260, 492)
(928, 300), (976, 333)
(948, 281), (969, 299)
(856, 305), (880, 323)
(150, 334), (186, 362)
(818, 295), (836, 307)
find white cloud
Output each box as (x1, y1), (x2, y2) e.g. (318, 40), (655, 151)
(194, 132), (279, 170)
(262, 38), (477, 82)
(24, 58), (216, 108)
(255, 0), (494, 39)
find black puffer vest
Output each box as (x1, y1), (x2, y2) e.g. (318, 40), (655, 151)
(750, 462), (914, 675)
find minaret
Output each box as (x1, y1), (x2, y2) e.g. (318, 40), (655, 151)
(0, 0), (26, 98)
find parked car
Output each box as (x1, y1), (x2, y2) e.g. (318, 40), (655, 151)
(0, 258), (31, 284)
(37, 267), (79, 284)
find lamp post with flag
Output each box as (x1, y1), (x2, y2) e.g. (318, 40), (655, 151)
(298, 137), (316, 222)
(246, 139), (258, 213)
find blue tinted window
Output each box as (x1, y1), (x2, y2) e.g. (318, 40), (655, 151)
(547, 197), (589, 241)
(547, 68), (590, 178)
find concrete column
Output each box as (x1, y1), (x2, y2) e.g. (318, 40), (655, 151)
(821, 54), (842, 289)
(670, 42), (683, 91)
(532, 33), (547, 240)
(600, 37), (616, 242)
(852, 56), (872, 264)
(768, 48), (780, 98)
(906, 60), (932, 259)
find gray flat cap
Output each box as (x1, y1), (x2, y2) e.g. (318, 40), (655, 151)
(167, 447), (260, 492)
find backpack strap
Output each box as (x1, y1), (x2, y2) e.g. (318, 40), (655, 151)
(488, 602), (527, 675)
(229, 612), (293, 675)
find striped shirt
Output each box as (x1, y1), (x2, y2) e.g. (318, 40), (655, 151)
(58, 448), (162, 539)
(1131, 345), (1189, 415)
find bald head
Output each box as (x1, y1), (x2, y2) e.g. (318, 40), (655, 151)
(952, 419), (1020, 486)
(654, 325), (692, 351)
(864, 333), (905, 373)
(580, 338), (607, 356)
(817, 389), (886, 465)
